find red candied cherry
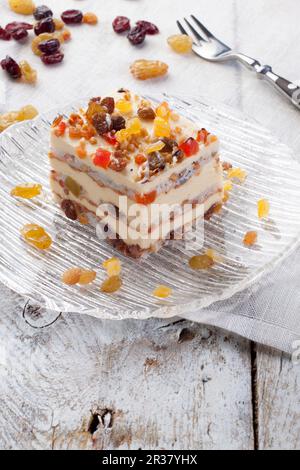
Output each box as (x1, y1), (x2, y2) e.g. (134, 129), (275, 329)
(136, 20), (159, 35)
(61, 10), (83, 25)
(112, 16), (130, 33)
(179, 137), (199, 157)
(1, 56), (22, 79)
(102, 132), (118, 146)
(135, 190), (157, 205)
(93, 148), (111, 169)
(0, 27), (11, 40)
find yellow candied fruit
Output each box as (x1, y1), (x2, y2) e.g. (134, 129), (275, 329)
(257, 199), (270, 219)
(153, 117), (171, 138)
(102, 257), (121, 277)
(127, 117), (142, 135)
(167, 34), (193, 54)
(115, 99), (133, 114)
(189, 254), (214, 270)
(9, 0), (35, 15)
(62, 267), (82, 285)
(11, 183), (42, 199)
(156, 102), (170, 120)
(19, 61), (37, 84)
(243, 231), (257, 246)
(101, 275), (122, 294)
(153, 285), (172, 299)
(223, 180), (233, 192)
(21, 224), (52, 250)
(227, 167), (247, 182)
(116, 128), (130, 143)
(78, 270), (97, 285)
(145, 141), (165, 154)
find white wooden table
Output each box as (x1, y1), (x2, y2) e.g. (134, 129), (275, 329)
(0, 0), (299, 450)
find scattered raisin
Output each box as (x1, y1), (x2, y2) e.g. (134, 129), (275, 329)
(62, 267), (81, 285)
(92, 113), (112, 135)
(34, 5), (53, 21)
(61, 10), (83, 25)
(5, 22), (33, 33)
(41, 52), (64, 65)
(136, 20), (159, 35)
(11, 28), (28, 41)
(34, 17), (55, 36)
(189, 254), (214, 270)
(111, 114), (126, 131)
(172, 148), (184, 162)
(101, 276), (122, 294)
(101, 97), (115, 114)
(61, 199), (77, 220)
(1, 56), (21, 79)
(127, 25), (146, 45)
(130, 59), (168, 80)
(137, 107), (156, 120)
(161, 137), (177, 153)
(148, 152), (166, 173)
(112, 16), (130, 33)
(38, 38), (60, 55)
(0, 27), (11, 40)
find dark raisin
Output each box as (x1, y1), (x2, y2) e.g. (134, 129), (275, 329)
(33, 5), (53, 21)
(61, 199), (77, 220)
(117, 88), (128, 93)
(111, 115), (126, 131)
(127, 25), (146, 45)
(41, 52), (64, 65)
(61, 10), (83, 25)
(34, 17), (55, 35)
(112, 16), (130, 33)
(101, 97), (115, 114)
(109, 157), (128, 172)
(0, 27), (11, 40)
(11, 28), (28, 41)
(136, 20), (159, 35)
(137, 107), (155, 120)
(38, 38), (60, 55)
(1, 56), (21, 79)
(148, 152), (166, 173)
(172, 148), (184, 162)
(92, 113), (112, 135)
(5, 22), (33, 33)
(161, 138), (178, 153)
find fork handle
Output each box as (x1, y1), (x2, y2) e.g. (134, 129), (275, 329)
(235, 53), (300, 109)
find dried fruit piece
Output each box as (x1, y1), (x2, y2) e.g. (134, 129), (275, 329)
(38, 38), (60, 55)
(223, 180), (233, 192)
(62, 267), (82, 285)
(83, 13), (98, 25)
(0, 27), (11, 40)
(257, 199), (270, 219)
(65, 176), (81, 197)
(127, 117), (142, 134)
(227, 167), (247, 183)
(135, 154), (147, 165)
(168, 34), (193, 53)
(1, 56), (21, 79)
(243, 231), (257, 246)
(153, 285), (172, 298)
(146, 141), (165, 154)
(57, 28), (71, 42)
(93, 148), (111, 168)
(33, 5), (53, 21)
(109, 156), (127, 172)
(41, 52), (64, 65)
(127, 25), (146, 45)
(21, 224), (52, 250)
(53, 18), (64, 31)
(153, 117), (171, 138)
(148, 152), (166, 173)
(11, 28), (28, 41)
(205, 249), (222, 263)
(5, 22), (33, 33)
(11, 183), (42, 199)
(138, 107), (155, 120)
(78, 270), (96, 285)
(197, 128), (210, 143)
(54, 120), (67, 137)
(135, 190), (157, 205)
(112, 16), (130, 33)
(34, 17), (55, 36)
(130, 59), (168, 80)
(17, 105), (38, 120)
(161, 137), (177, 153)
(156, 102), (170, 120)
(31, 32), (57, 56)
(101, 97), (115, 114)
(61, 10), (83, 25)
(19, 61), (37, 84)
(189, 254), (214, 270)
(111, 115), (126, 131)
(136, 20), (159, 35)
(101, 275), (122, 293)
(92, 113), (112, 135)
(179, 137), (199, 157)
(103, 257), (121, 277)
(9, 0), (35, 15)
(61, 199), (77, 220)
(115, 99), (132, 114)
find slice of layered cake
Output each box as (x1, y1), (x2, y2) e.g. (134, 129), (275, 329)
(49, 90), (223, 258)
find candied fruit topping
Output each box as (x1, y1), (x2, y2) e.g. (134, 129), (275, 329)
(78, 270), (97, 285)
(9, 0), (35, 15)
(93, 148), (111, 168)
(86, 99), (105, 121)
(223, 180), (233, 192)
(92, 112), (112, 135)
(130, 59), (168, 80)
(156, 102), (170, 120)
(179, 137), (199, 157)
(153, 285), (172, 299)
(11, 183), (42, 199)
(257, 199), (270, 219)
(62, 267), (82, 285)
(61, 10), (83, 25)
(168, 34), (193, 53)
(34, 5), (53, 21)
(111, 115), (126, 131)
(127, 117), (142, 134)
(112, 16), (130, 34)
(227, 167), (247, 182)
(21, 224), (52, 250)
(189, 254), (214, 270)
(197, 128), (210, 143)
(135, 154), (147, 165)
(101, 276), (122, 294)
(135, 190), (157, 205)
(153, 117), (171, 138)
(243, 231), (257, 246)
(103, 257), (121, 277)
(19, 61), (37, 84)
(101, 97), (115, 114)
(146, 141), (165, 154)
(83, 12), (98, 25)
(115, 99), (133, 114)
(54, 120), (67, 137)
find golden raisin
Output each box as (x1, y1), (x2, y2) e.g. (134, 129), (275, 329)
(223, 180), (233, 192)
(257, 199), (270, 219)
(62, 267), (82, 285)
(101, 276), (122, 293)
(17, 105), (38, 121)
(130, 60), (168, 80)
(78, 270), (97, 285)
(153, 117), (171, 138)
(53, 18), (64, 31)
(19, 61), (37, 84)
(11, 183), (42, 199)
(243, 231), (257, 246)
(153, 285), (172, 298)
(189, 254), (214, 270)
(9, 0), (35, 15)
(21, 224), (52, 250)
(167, 34), (193, 53)
(102, 257), (121, 277)
(0, 105), (38, 132)
(83, 12), (98, 25)
(227, 167), (247, 183)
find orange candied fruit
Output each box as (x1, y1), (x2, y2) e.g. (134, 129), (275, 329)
(115, 99), (133, 114)
(156, 101), (170, 120)
(76, 140), (87, 159)
(135, 154), (147, 165)
(153, 117), (171, 138)
(11, 183), (42, 199)
(257, 199), (270, 219)
(153, 285), (172, 298)
(227, 167), (247, 183)
(102, 257), (121, 277)
(196, 128), (209, 143)
(21, 224), (52, 250)
(243, 231), (257, 246)
(83, 12), (98, 25)
(54, 120), (67, 137)
(135, 190), (157, 205)
(69, 126), (82, 139)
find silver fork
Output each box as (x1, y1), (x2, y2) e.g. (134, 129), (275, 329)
(177, 15), (300, 110)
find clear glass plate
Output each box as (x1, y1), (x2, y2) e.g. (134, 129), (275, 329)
(1, 94), (300, 320)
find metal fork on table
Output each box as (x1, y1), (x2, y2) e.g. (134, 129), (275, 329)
(177, 15), (300, 110)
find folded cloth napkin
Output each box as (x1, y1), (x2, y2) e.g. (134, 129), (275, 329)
(182, 246), (300, 354)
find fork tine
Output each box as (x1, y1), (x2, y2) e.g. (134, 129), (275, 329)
(176, 20), (189, 36)
(190, 15), (214, 39)
(183, 17), (206, 43)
